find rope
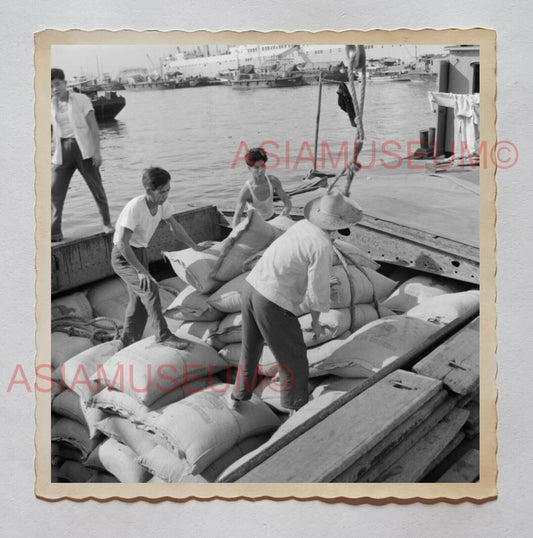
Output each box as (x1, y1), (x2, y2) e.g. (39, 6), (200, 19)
(332, 245), (358, 332)
(332, 244), (383, 333)
(342, 45), (368, 196)
(51, 315), (122, 344)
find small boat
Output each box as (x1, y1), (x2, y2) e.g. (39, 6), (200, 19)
(367, 69), (411, 83)
(230, 64), (305, 90)
(124, 79), (180, 90)
(71, 87), (126, 122)
(187, 76), (224, 87)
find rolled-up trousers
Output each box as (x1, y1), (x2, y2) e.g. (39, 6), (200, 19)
(111, 245), (172, 347)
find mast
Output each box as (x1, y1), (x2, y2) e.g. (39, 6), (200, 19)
(96, 56), (101, 82)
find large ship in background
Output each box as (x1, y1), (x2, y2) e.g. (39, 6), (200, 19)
(161, 44), (447, 79)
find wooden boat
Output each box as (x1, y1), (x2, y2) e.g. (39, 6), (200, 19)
(230, 65), (305, 90)
(71, 87), (126, 122)
(50, 201), (480, 484)
(124, 79), (180, 90)
(367, 67), (411, 83)
(51, 204), (478, 296)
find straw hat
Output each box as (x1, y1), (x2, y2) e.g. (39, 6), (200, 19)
(304, 190), (363, 230)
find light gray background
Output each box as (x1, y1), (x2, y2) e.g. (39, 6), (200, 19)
(1, 1), (531, 536)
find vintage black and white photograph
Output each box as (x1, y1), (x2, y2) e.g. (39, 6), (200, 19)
(36, 31), (495, 499)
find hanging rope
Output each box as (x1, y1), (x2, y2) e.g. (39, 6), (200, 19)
(51, 315), (122, 344)
(329, 45), (367, 196)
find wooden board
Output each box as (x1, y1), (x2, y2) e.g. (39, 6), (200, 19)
(348, 396), (459, 483)
(463, 399), (480, 439)
(413, 317), (479, 395)
(437, 448), (480, 482)
(236, 370), (443, 483)
(376, 408), (470, 482)
(422, 431), (466, 480)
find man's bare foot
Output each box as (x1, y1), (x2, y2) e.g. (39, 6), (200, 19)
(158, 334), (190, 350)
(225, 391), (241, 411)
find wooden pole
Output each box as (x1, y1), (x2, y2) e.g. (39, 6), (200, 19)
(313, 71), (323, 170)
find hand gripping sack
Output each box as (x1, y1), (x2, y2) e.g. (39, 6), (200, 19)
(210, 209), (279, 282)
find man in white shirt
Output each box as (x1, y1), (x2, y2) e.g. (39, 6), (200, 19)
(112, 166), (211, 350)
(230, 190), (363, 411)
(51, 68), (113, 242)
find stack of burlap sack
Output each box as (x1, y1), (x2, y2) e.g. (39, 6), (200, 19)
(51, 209), (479, 483)
(50, 275), (185, 482)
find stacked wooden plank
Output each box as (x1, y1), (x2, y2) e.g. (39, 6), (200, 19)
(362, 316), (480, 483)
(412, 317), (480, 482)
(226, 316), (479, 483)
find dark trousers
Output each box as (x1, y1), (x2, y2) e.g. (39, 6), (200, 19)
(52, 138), (111, 239)
(233, 281), (309, 410)
(111, 245), (172, 347)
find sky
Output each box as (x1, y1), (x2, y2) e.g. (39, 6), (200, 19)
(51, 44), (447, 80)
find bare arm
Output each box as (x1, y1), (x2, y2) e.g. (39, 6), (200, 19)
(116, 226), (156, 291)
(270, 175), (292, 216)
(232, 185), (252, 228)
(85, 110), (102, 167)
(166, 216), (211, 250)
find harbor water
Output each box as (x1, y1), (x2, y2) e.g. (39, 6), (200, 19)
(59, 80), (437, 239)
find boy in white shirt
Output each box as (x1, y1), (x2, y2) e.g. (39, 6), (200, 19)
(112, 167), (210, 349)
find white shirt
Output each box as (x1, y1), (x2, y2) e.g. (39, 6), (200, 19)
(247, 219), (333, 315)
(51, 92), (95, 165)
(113, 195), (175, 248)
(55, 100), (75, 138)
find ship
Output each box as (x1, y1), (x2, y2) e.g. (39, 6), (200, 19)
(161, 44), (448, 80)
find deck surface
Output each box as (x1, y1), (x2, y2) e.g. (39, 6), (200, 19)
(290, 160), (479, 249)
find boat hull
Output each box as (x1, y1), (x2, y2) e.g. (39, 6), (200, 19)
(91, 96), (126, 122)
(231, 74), (305, 89)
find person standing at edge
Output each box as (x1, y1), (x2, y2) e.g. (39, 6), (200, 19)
(51, 68), (113, 242)
(232, 147), (292, 228)
(112, 166), (212, 350)
(229, 190), (363, 412)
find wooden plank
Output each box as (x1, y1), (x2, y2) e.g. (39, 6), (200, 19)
(462, 399), (480, 439)
(413, 317), (479, 395)
(376, 408), (470, 482)
(422, 432), (466, 480)
(346, 395), (459, 483)
(437, 449), (479, 482)
(235, 370), (442, 483)
(218, 310), (478, 483)
(51, 205), (221, 296)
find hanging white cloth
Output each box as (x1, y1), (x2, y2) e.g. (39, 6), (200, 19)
(428, 92), (480, 156)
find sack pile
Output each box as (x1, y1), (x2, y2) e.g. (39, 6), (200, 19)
(51, 211), (479, 483)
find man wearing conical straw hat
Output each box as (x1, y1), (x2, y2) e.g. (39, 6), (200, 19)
(229, 190), (363, 413)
